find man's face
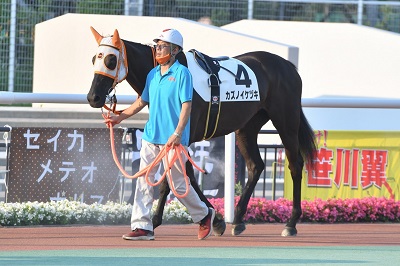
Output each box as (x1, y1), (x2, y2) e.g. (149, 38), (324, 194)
(155, 41), (171, 57)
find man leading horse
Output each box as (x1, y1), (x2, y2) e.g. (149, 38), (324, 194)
(104, 29), (215, 241)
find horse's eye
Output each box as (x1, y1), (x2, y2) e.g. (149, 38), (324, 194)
(104, 54), (117, 70)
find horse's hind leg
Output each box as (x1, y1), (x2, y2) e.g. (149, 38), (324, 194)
(269, 105), (304, 236)
(232, 112), (268, 235)
(281, 148), (304, 237)
(152, 178), (170, 230)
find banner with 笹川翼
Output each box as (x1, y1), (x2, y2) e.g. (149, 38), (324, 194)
(284, 130), (400, 201)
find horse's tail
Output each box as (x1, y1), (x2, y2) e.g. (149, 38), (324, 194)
(298, 109), (317, 166)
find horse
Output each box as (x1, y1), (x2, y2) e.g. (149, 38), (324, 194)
(87, 27), (317, 237)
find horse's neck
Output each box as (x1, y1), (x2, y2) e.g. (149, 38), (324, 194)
(123, 39), (155, 96)
(122, 40), (188, 95)
(176, 52), (187, 67)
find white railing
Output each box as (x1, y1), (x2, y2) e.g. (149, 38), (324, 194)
(2, 92), (400, 108)
(0, 92), (136, 105)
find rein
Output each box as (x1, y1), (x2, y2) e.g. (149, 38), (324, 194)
(102, 111), (205, 198)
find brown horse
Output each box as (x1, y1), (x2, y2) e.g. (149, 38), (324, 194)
(87, 27), (317, 237)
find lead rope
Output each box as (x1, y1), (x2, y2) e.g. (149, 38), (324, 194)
(103, 112), (205, 198)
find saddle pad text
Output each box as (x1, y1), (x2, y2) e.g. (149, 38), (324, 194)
(186, 52), (260, 102)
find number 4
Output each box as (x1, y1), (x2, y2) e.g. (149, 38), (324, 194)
(235, 65), (252, 88)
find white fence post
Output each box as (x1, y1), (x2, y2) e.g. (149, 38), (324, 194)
(8, 0), (17, 92)
(357, 0), (364, 25)
(224, 132), (235, 223)
(248, 0), (254, 20)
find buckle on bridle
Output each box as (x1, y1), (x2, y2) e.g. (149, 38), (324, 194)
(106, 87), (117, 103)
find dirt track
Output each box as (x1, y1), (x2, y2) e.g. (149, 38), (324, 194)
(1, 223), (399, 251)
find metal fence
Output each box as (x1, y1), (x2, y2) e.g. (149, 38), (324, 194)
(1, 0), (399, 94)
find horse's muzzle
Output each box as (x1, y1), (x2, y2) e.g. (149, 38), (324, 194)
(87, 94), (103, 108)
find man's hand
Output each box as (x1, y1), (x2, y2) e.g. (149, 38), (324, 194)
(167, 132), (181, 147)
(104, 115), (121, 128)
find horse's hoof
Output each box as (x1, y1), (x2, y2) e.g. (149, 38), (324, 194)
(213, 220), (226, 236)
(281, 226), (297, 237)
(151, 216), (161, 230)
(232, 223), (246, 236)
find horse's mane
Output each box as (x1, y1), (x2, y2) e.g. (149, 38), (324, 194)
(121, 38), (188, 68)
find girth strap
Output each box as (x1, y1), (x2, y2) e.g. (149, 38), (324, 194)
(204, 73), (221, 140)
(188, 49), (223, 140)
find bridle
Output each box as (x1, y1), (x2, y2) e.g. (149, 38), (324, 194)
(97, 41), (128, 115)
(101, 43), (157, 115)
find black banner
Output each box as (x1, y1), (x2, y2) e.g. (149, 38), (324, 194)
(8, 127), (123, 204)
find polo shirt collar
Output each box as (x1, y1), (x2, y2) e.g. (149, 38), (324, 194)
(157, 59), (180, 75)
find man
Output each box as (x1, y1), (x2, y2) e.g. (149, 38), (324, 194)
(104, 29), (215, 240)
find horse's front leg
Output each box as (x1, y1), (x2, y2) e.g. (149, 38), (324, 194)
(152, 178), (170, 230)
(232, 129), (265, 236)
(281, 151), (304, 237)
(232, 158), (264, 235)
(185, 160), (226, 236)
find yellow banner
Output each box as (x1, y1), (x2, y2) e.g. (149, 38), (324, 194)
(284, 131), (400, 200)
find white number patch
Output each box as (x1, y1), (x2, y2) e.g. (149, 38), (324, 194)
(186, 52), (260, 102)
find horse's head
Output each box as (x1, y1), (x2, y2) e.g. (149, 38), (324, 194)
(87, 27), (128, 108)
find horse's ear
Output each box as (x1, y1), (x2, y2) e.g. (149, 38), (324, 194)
(90, 26), (103, 45)
(112, 29), (122, 49)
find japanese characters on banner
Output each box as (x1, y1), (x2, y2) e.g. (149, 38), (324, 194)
(284, 131), (400, 200)
(189, 136), (226, 198)
(8, 127), (123, 204)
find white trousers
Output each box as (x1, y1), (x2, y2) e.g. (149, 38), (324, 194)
(131, 140), (209, 231)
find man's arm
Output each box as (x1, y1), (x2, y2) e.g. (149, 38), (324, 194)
(104, 97), (148, 127)
(167, 101), (191, 146)
(175, 101), (191, 136)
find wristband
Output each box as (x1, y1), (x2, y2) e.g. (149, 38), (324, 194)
(173, 132), (181, 138)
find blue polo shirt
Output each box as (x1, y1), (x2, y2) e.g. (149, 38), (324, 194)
(141, 60), (192, 146)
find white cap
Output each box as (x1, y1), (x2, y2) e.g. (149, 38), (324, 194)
(153, 29), (183, 49)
